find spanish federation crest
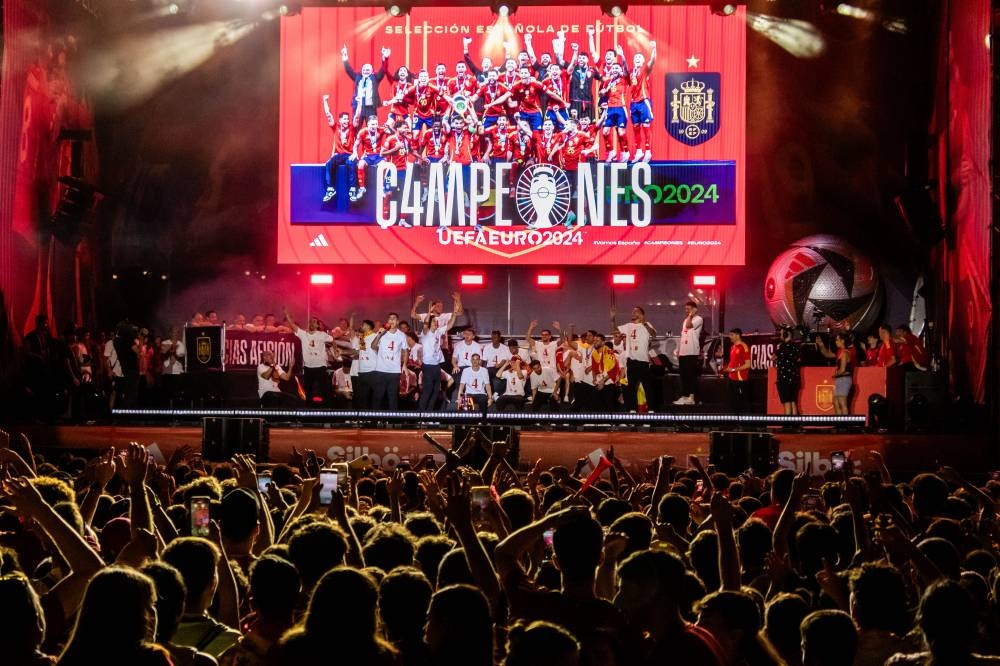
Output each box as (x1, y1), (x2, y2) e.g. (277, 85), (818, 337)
(666, 73), (720, 146)
(196, 336), (213, 365)
(814, 380), (835, 412)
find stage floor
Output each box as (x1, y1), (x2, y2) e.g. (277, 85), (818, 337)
(23, 423), (994, 478)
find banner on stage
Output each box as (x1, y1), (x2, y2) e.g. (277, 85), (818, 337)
(223, 330), (303, 373)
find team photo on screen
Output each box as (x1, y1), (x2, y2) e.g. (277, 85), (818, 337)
(278, 5), (746, 265)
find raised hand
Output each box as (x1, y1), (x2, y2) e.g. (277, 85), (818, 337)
(118, 442), (149, 490)
(90, 448), (117, 489)
(0, 475), (47, 515)
(231, 454), (257, 490)
(341, 44), (348, 59)
(444, 473), (472, 528)
(463, 36), (472, 48)
(586, 24), (596, 35)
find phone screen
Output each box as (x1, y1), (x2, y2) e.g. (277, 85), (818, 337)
(695, 479), (705, 495)
(257, 473), (271, 492)
(543, 528), (555, 548)
(191, 497), (211, 537)
(831, 452), (845, 471)
(331, 463), (349, 491)
(801, 493), (822, 511)
(470, 486), (490, 511)
(319, 470), (338, 505)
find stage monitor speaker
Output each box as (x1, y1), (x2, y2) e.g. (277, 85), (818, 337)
(709, 431), (777, 477)
(202, 418), (268, 462)
(904, 372), (947, 431)
(451, 425), (520, 469)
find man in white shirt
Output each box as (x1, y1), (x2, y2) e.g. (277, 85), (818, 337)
(494, 355), (528, 412)
(458, 353), (492, 413)
(418, 314), (450, 411)
(480, 330), (511, 395)
(565, 337), (595, 411)
(526, 319), (561, 371)
(411, 291), (463, 332)
(371, 312), (409, 410)
(528, 359), (559, 411)
(451, 327), (484, 401)
(353, 320), (378, 409)
(612, 305), (657, 412)
(285, 308), (334, 406)
(674, 300), (704, 405)
(161, 327), (186, 375)
(258, 350), (296, 407)
(332, 366), (353, 408)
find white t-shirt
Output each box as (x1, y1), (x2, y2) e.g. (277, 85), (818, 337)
(374, 329), (408, 373)
(481, 342), (511, 368)
(296, 328), (334, 368)
(679, 314), (703, 357)
(104, 339), (123, 378)
(459, 366), (490, 395)
(568, 347), (594, 385)
(530, 367), (559, 394)
(356, 333), (378, 374)
(500, 369), (526, 396)
(161, 340), (186, 375)
(418, 311), (454, 330)
(258, 363), (283, 398)
(333, 367), (353, 394)
(419, 327), (448, 364)
(452, 339), (484, 368)
(618, 322), (652, 362)
(532, 339), (560, 369)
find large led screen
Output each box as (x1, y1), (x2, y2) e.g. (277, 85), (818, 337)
(278, 5), (745, 265)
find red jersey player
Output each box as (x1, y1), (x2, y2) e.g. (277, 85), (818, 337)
(533, 118), (561, 165)
(482, 115), (514, 162)
(627, 43), (656, 162)
(321, 96), (357, 203)
(541, 63), (571, 129)
(350, 115), (387, 202)
(598, 61), (630, 162)
(510, 66), (557, 131)
(385, 65), (413, 128)
(472, 68), (512, 129)
(393, 71), (442, 132)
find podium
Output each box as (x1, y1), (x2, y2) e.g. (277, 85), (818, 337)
(184, 325), (225, 373)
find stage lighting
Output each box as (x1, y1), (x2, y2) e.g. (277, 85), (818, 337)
(692, 274), (718, 287)
(385, 3), (409, 17)
(384, 273), (408, 286)
(491, 2), (516, 17)
(601, 2), (627, 18)
(710, 2), (737, 16)
(611, 272), (637, 286)
(460, 273), (486, 287)
(536, 273), (562, 288)
(310, 273), (334, 285)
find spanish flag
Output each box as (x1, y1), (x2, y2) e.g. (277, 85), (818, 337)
(294, 376), (307, 401)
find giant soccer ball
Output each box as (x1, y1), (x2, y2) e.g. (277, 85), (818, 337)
(764, 235), (883, 332)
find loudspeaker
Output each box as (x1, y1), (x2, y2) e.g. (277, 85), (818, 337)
(709, 431), (777, 476)
(451, 425), (520, 469)
(904, 372), (947, 431)
(202, 418), (268, 462)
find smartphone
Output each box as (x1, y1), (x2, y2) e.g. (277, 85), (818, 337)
(331, 462), (350, 491)
(831, 452), (846, 471)
(695, 479), (705, 495)
(423, 454), (437, 470)
(319, 469), (338, 505)
(470, 485), (491, 511)
(191, 496), (211, 537)
(801, 492), (822, 511)
(543, 528), (555, 548)
(256, 472), (271, 493)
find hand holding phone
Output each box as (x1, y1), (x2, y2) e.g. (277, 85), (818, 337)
(191, 497), (211, 537)
(319, 469), (338, 505)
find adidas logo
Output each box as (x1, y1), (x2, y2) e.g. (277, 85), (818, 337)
(309, 233), (329, 247)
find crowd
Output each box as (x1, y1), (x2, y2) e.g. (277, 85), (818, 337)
(1, 425), (998, 666)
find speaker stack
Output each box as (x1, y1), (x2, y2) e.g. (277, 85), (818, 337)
(202, 418), (269, 461)
(709, 431), (778, 476)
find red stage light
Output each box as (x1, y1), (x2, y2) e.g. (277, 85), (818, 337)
(692, 274), (717, 287)
(310, 273), (334, 285)
(536, 273), (561, 288)
(383, 273), (408, 286)
(460, 273), (485, 287)
(612, 272), (637, 286)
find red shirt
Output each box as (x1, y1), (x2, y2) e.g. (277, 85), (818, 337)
(476, 81), (510, 117)
(876, 342), (896, 367)
(629, 66), (652, 102)
(433, 75), (451, 113)
(897, 333), (927, 367)
(510, 79), (547, 114)
(865, 347), (879, 366)
(534, 129), (561, 163)
(604, 73), (629, 107)
(402, 83), (441, 120)
(727, 342), (750, 381)
(836, 346), (854, 372)
(484, 126), (513, 158)
(541, 72), (569, 110)
(330, 124), (356, 156)
(511, 131), (535, 163)
(355, 126), (386, 158)
(559, 130), (591, 170)
(449, 74), (478, 97)
(381, 133), (413, 169)
(388, 80), (411, 118)
(419, 128), (447, 160)
(447, 128), (475, 164)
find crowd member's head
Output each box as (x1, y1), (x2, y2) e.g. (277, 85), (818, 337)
(161, 537), (221, 615)
(688, 530), (721, 592)
(219, 487), (260, 552)
(764, 592), (809, 666)
(500, 489), (536, 531)
(503, 620), (580, 666)
(58, 566), (168, 666)
(286, 521), (350, 593)
(378, 566), (433, 646)
(552, 513), (603, 586)
(696, 590), (778, 665)
(848, 562), (909, 636)
(363, 522), (416, 574)
(911, 473), (949, 521)
(140, 561), (188, 647)
(277, 567), (397, 663)
(414, 535), (454, 584)
(425, 584), (493, 666)
(800, 610), (858, 666)
(0, 571), (50, 663)
(657, 493), (691, 535)
(914, 579), (981, 660)
(736, 518), (773, 574)
(247, 554), (300, 631)
(608, 512), (652, 557)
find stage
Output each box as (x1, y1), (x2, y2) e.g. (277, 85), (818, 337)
(23, 419), (993, 479)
